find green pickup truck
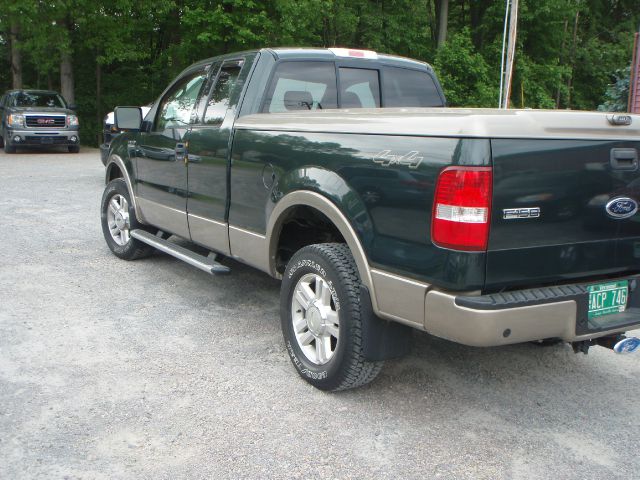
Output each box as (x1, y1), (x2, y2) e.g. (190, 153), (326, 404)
(101, 47), (640, 391)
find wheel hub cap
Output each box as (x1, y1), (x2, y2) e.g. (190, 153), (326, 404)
(306, 304), (326, 336)
(114, 211), (128, 230)
(106, 194), (131, 246)
(290, 273), (340, 365)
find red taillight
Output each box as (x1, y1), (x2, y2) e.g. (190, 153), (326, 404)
(431, 166), (492, 251)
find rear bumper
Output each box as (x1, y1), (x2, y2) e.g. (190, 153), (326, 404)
(6, 128), (80, 147)
(372, 269), (640, 346)
(424, 277), (640, 346)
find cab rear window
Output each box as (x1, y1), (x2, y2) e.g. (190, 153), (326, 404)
(261, 61), (443, 113)
(339, 68), (380, 108)
(262, 62), (338, 112)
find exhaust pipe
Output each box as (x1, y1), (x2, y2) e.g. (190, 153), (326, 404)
(613, 337), (640, 354)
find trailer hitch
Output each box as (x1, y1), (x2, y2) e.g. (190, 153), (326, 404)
(572, 335), (640, 355)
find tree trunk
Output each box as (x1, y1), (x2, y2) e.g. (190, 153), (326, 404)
(9, 20), (22, 89)
(566, 11), (580, 109)
(96, 59), (102, 145)
(60, 50), (75, 106)
(437, 0), (449, 48)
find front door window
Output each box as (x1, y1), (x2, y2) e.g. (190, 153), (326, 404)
(154, 68), (208, 136)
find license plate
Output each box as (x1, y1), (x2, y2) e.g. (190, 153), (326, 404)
(41, 137), (53, 144)
(587, 281), (628, 319)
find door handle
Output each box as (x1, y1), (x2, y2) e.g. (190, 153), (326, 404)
(610, 148), (638, 171)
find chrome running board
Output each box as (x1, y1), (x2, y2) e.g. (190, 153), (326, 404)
(130, 229), (230, 274)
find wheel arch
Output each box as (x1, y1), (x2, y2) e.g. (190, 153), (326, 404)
(266, 190), (379, 313)
(104, 154), (145, 224)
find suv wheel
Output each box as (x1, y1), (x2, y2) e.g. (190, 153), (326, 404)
(100, 178), (153, 260)
(280, 243), (384, 391)
(4, 134), (15, 153)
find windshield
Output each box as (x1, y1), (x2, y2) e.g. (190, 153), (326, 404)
(13, 92), (67, 109)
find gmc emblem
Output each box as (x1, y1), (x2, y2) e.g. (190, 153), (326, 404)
(37, 118), (55, 124)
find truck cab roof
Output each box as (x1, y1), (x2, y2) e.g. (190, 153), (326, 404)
(266, 47), (433, 71)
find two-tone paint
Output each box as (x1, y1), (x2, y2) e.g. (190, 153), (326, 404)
(106, 47), (640, 346)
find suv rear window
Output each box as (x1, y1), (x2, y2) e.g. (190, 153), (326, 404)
(262, 62), (338, 112)
(382, 67), (442, 107)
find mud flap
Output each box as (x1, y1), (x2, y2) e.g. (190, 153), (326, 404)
(360, 285), (412, 361)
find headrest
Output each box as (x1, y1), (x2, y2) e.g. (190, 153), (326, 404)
(341, 91), (362, 108)
(284, 91), (314, 110)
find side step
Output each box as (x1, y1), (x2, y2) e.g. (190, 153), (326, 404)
(130, 229), (230, 275)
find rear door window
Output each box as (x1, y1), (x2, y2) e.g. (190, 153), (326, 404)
(339, 68), (380, 108)
(262, 62), (337, 112)
(382, 67), (442, 107)
(203, 61), (243, 126)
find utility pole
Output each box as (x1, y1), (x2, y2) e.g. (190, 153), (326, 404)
(499, 0), (518, 109)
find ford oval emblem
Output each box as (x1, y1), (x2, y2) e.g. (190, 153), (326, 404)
(605, 197), (638, 219)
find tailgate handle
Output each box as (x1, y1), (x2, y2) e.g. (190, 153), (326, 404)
(610, 148), (638, 170)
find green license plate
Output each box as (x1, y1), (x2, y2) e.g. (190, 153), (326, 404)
(587, 281), (628, 319)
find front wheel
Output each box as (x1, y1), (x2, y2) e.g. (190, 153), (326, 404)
(280, 243), (384, 391)
(4, 134), (15, 153)
(100, 178), (153, 260)
(68, 145), (80, 153)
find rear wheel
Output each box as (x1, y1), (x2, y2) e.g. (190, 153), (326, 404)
(101, 178), (153, 260)
(281, 243), (383, 391)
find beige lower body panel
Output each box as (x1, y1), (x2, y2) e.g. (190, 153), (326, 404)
(229, 226), (270, 274)
(370, 269), (428, 329)
(188, 214), (230, 255)
(137, 197), (190, 239)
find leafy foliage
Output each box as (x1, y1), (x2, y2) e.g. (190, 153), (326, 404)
(0, 0), (637, 145)
(598, 67), (631, 112)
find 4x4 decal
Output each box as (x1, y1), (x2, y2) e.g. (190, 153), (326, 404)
(372, 150), (424, 169)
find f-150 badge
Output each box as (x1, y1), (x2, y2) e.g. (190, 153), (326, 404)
(372, 150), (423, 169)
(503, 207), (541, 219)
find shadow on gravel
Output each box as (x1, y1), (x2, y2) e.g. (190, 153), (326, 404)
(121, 242), (637, 432)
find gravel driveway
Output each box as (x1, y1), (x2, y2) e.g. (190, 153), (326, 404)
(1, 148), (639, 479)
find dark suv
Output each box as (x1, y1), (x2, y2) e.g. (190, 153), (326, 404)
(0, 89), (80, 153)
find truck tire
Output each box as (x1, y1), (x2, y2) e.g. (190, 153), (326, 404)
(281, 243), (384, 391)
(68, 145), (80, 153)
(4, 134), (15, 153)
(100, 178), (153, 260)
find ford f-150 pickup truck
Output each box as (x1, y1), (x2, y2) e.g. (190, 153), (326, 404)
(101, 47), (640, 391)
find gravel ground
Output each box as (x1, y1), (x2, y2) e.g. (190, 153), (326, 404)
(1, 148), (639, 479)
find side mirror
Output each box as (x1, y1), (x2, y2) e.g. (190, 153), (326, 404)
(68, 104), (78, 111)
(115, 106), (142, 131)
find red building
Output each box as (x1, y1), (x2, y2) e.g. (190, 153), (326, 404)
(630, 32), (640, 113)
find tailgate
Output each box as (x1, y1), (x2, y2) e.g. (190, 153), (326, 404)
(486, 138), (640, 292)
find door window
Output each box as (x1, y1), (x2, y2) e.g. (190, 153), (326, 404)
(339, 68), (380, 108)
(154, 68), (208, 132)
(382, 67), (442, 107)
(203, 62), (243, 126)
(262, 61), (338, 112)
